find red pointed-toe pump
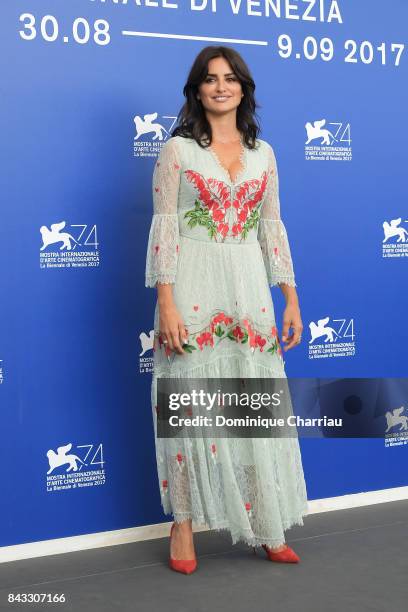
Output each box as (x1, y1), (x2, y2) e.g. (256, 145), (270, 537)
(169, 522), (198, 574)
(253, 543), (300, 563)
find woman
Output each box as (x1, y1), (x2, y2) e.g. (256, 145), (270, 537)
(145, 46), (308, 574)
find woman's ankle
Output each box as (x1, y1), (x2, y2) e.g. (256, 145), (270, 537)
(174, 519), (192, 531)
(266, 543), (287, 552)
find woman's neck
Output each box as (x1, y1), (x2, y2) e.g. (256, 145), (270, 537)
(205, 114), (241, 143)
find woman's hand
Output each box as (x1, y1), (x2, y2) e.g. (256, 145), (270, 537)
(281, 302), (303, 351)
(158, 301), (189, 355)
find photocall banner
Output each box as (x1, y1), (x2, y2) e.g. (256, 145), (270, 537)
(1, 0), (407, 549)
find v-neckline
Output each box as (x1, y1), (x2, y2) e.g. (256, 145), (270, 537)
(206, 137), (247, 186)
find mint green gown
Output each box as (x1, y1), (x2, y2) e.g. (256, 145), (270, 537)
(145, 135), (308, 548)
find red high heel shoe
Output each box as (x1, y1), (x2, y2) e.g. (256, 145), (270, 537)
(169, 522), (197, 574)
(253, 543), (300, 563)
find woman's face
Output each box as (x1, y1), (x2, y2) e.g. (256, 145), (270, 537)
(197, 56), (243, 117)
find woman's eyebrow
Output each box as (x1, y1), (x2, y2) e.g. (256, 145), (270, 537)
(206, 72), (235, 76)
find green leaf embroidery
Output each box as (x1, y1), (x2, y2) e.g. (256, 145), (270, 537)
(182, 344), (197, 353)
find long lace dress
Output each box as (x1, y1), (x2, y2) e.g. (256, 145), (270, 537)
(145, 135), (308, 548)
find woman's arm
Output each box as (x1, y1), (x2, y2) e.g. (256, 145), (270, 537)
(145, 138), (181, 288)
(145, 138), (188, 354)
(258, 143), (303, 350)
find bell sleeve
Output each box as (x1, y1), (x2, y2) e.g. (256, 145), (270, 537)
(145, 138), (181, 288)
(257, 143), (297, 287)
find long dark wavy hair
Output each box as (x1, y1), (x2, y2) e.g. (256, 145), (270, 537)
(171, 46), (261, 150)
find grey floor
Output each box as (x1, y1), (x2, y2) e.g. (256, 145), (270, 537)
(1, 499), (407, 612)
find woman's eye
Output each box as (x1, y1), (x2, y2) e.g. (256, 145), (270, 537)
(204, 76), (237, 83)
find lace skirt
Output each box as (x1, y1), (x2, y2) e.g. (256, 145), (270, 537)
(150, 235), (309, 548)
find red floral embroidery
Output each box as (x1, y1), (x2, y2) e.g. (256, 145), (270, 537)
(196, 331), (214, 350)
(210, 442), (218, 462)
(183, 170), (269, 241)
(232, 325), (244, 340)
(271, 325), (282, 354)
(212, 312), (233, 326)
(155, 310), (282, 358)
